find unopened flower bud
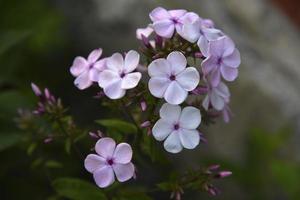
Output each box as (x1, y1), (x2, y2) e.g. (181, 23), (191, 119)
(194, 52), (204, 59)
(216, 171), (232, 178)
(140, 121), (151, 128)
(31, 83), (42, 97)
(44, 88), (51, 99)
(140, 101), (147, 111)
(208, 164), (220, 171)
(44, 137), (53, 144)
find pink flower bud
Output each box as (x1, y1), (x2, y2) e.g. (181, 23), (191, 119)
(140, 101), (147, 111)
(194, 52), (204, 59)
(216, 171), (232, 178)
(44, 137), (53, 144)
(140, 121), (151, 128)
(31, 83), (42, 97)
(44, 88), (51, 99)
(208, 164), (220, 171)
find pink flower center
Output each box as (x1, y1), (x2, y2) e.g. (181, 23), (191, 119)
(171, 17), (179, 24)
(120, 72), (126, 78)
(107, 158), (114, 166)
(169, 74), (176, 81)
(217, 57), (223, 65)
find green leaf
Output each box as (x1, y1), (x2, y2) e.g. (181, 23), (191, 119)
(52, 178), (107, 200)
(27, 142), (37, 155)
(157, 182), (173, 191)
(65, 138), (71, 154)
(95, 119), (137, 134)
(0, 133), (22, 151)
(45, 160), (63, 168)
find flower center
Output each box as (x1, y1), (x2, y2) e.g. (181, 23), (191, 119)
(107, 158), (114, 166)
(217, 57), (223, 65)
(120, 72), (126, 78)
(169, 74), (176, 81)
(89, 63), (94, 69)
(171, 17), (179, 24)
(174, 123), (180, 130)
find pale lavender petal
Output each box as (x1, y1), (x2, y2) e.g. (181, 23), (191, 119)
(89, 68), (100, 82)
(88, 48), (102, 63)
(107, 53), (124, 73)
(169, 9), (187, 18)
(201, 57), (218, 75)
(153, 20), (175, 38)
(208, 37), (225, 57)
(211, 90), (225, 111)
(148, 77), (171, 98)
(84, 154), (106, 173)
(163, 131), (183, 153)
(148, 58), (171, 77)
(197, 36), (210, 57)
(202, 18), (215, 28)
(74, 70), (93, 90)
(98, 70), (121, 88)
(210, 68), (221, 87)
(181, 12), (200, 24)
(222, 49), (241, 68)
(220, 66), (238, 81)
(124, 50), (140, 73)
(159, 103), (181, 123)
(179, 106), (201, 129)
(149, 7), (171, 21)
(136, 26), (153, 40)
(202, 95), (210, 110)
(95, 137), (116, 159)
(182, 20), (201, 43)
(70, 57), (88, 77)
(167, 51), (187, 75)
(202, 28), (222, 40)
(176, 67), (200, 91)
(164, 81), (188, 105)
(121, 72), (141, 89)
(222, 36), (235, 57)
(103, 80), (126, 99)
(113, 162), (134, 182)
(93, 166), (115, 188)
(152, 119), (173, 141)
(178, 129), (200, 149)
(93, 58), (107, 71)
(113, 143), (132, 164)
(214, 82), (230, 98)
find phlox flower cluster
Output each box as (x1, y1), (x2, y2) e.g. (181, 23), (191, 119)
(69, 7), (240, 188)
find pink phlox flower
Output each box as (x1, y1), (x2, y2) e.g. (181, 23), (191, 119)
(70, 48), (107, 90)
(202, 36), (241, 87)
(84, 137), (135, 188)
(98, 50), (142, 99)
(182, 18), (223, 57)
(202, 81), (230, 111)
(149, 7), (199, 38)
(152, 103), (201, 153)
(148, 51), (200, 105)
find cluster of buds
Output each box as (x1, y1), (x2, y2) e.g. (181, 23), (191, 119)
(31, 83), (64, 116)
(67, 6), (239, 192)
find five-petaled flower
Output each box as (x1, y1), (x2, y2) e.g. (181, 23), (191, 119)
(98, 50), (142, 99)
(202, 81), (230, 111)
(150, 7), (198, 38)
(202, 36), (241, 87)
(84, 137), (135, 188)
(182, 17), (223, 57)
(148, 51), (200, 105)
(152, 103), (201, 153)
(70, 48), (107, 90)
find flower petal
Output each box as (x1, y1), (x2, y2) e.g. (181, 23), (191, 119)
(178, 129), (200, 149)
(89, 68), (100, 82)
(167, 51), (187, 75)
(113, 162), (134, 182)
(113, 143), (132, 164)
(93, 58), (107, 71)
(220, 66), (238, 82)
(103, 80), (126, 99)
(179, 106), (201, 129)
(152, 119), (173, 141)
(182, 20), (201, 43)
(210, 68), (221, 87)
(153, 20), (175, 38)
(197, 36), (209, 57)
(107, 53), (124, 73)
(124, 50), (140, 73)
(159, 103), (181, 123)
(98, 70), (121, 88)
(164, 81), (188, 105)
(169, 9), (187, 18)
(211, 90), (225, 110)
(222, 36), (235, 57)
(95, 137), (116, 159)
(214, 82), (230, 98)
(148, 58), (171, 77)
(222, 49), (241, 68)
(121, 72), (141, 89)
(88, 48), (102, 63)
(93, 166), (115, 188)
(70, 57), (88, 77)
(74, 70), (93, 90)
(149, 7), (171, 21)
(176, 67), (200, 91)
(163, 131), (183, 153)
(136, 26), (153, 40)
(202, 95), (210, 110)
(84, 154), (106, 173)
(148, 77), (170, 98)
(201, 57), (218, 75)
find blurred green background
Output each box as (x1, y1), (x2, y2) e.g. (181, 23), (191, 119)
(1, 0), (300, 199)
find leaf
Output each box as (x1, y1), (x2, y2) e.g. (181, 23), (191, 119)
(157, 182), (173, 191)
(27, 142), (37, 155)
(65, 138), (71, 154)
(95, 119), (137, 134)
(52, 178), (107, 200)
(116, 187), (153, 200)
(0, 133), (22, 151)
(45, 160), (63, 168)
